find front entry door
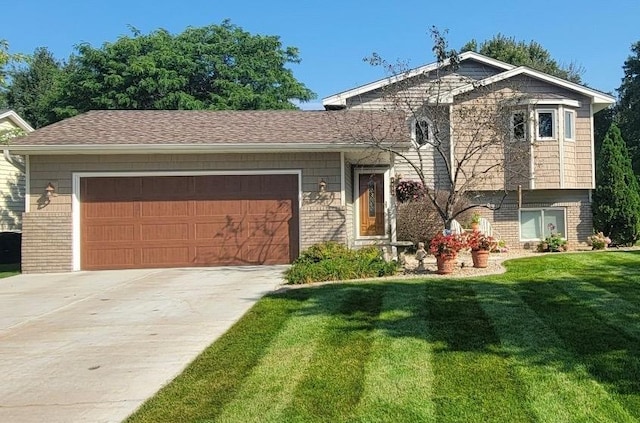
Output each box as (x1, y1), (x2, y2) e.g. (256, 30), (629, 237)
(358, 173), (385, 236)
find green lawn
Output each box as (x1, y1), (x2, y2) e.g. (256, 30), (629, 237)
(0, 263), (20, 278)
(126, 251), (640, 423)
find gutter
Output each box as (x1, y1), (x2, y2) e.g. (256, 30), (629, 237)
(5, 142), (412, 155)
(3, 149), (25, 173)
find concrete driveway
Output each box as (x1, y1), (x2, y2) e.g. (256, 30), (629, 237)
(0, 266), (286, 423)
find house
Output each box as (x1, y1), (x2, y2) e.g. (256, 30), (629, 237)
(324, 51), (615, 251)
(5, 52), (615, 273)
(0, 110), (34, 232)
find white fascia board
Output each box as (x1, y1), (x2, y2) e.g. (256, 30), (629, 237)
(6, 142), (409, 155)
(447, 67), (616, 110)
(514, 98), (582, 108)
(0, 110), (35, 132)
(322, 51), (515, 107)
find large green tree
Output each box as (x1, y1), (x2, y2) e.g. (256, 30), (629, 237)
(1, 40), (26, 105)
(461, 34), (583, 83)
(618, 41), (640, 174)
(592, 124), (640, 245)
(59, 21), (315, 116)
(6, 47), (64, 128)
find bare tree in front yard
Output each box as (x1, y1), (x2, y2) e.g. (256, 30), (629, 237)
(334, 27), (535, 229)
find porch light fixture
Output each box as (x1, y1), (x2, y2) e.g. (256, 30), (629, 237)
(318, 179), (327, 193)
(45, 182), (56, 198)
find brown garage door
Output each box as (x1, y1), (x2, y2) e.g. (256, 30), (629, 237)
(81, 175), (299, 270)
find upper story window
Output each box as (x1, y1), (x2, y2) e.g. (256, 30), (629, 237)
(413, 117), (433, 147)
(536, 109), (556, 140)
(511, 111), (527, 142)
(564, 109), (576, 141)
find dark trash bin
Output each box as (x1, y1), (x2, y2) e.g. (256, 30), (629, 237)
(0, 232), (21, 264)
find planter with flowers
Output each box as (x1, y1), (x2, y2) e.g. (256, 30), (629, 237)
(466, 231), (497, 268)
(429, 231), (467, 274)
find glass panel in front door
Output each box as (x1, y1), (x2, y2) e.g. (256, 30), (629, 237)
(359, 173), (385, 236)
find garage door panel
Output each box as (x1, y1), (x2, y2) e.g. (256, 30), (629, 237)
(140, 223), (190, 241)
(195, 200), (243, 216)
(194, 221), (245, 240)
(246, 199), (293, 216)
(84, 225), (136, 242)
(84, 202), (136, 219)
(141, 247), (190, 265)
(85, 248), (135, 268)
(81, 175), (298, 270)
(244, 244), (291, 264)
(141, 201), (190, 217)
(247, 220), (291, 238)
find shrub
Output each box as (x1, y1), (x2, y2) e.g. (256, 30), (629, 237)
(587, 232), (611, 250)
(285, 243), (397, 284)
(593, 124), (640, 246)
(395, 194), (472, 246)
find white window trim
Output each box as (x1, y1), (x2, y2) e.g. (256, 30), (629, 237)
(411, 117), (434, 148)
(519, 207), (567, 241)
(564, 109), (576, 142)
(353, 168), (391, 241)
(510, 110), (528, 142)
(536, 109), (557, 141)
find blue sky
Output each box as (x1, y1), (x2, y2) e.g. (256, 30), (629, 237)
(3, 0), (638, 109)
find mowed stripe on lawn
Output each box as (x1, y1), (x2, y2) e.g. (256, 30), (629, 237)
(473, 281), (636, 422)
(350, 282), (436, 422)
(518, 281), (640, 418)
(425, 283), (535, 422)
(280, 285), (385, 422)
(215, 287), (353, 422)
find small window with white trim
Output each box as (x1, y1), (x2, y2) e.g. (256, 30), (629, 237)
(564, 109), (576, 141)
(536, 109), (556, 140)
(520, 208), (566, 240)
(511, 111), (527, 142)
(413, 118), (433, 147)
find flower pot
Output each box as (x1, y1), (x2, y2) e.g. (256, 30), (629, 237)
(470, 222), (480, 232)
(471, 249), (490, 268)
(436, 255), (457, 274)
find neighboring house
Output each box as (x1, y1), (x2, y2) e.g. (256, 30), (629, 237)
(0, 110), (34, 232)
(6, 52), (615, 273)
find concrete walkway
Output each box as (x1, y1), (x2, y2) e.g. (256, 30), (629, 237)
(0, 266), (286, 423)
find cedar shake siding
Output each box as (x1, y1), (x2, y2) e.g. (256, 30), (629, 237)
(451, 76), (593, 191)
(344, 59), (506, 110)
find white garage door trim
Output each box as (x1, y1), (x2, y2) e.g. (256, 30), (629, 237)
(72, 170), (303, 271)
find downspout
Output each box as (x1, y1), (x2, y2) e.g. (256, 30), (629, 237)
(3, 149), (25, 173)
(529, 108), (535, 189)
(449, 105), (455, 182)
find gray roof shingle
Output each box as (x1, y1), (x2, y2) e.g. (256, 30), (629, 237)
(10, 110), (409, 147)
